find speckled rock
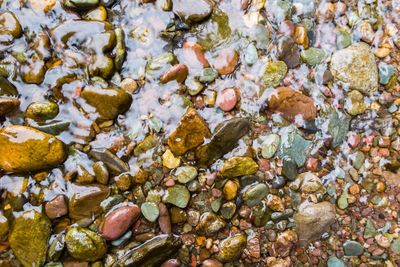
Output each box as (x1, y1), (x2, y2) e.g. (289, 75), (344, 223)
(331, 42), (378, 94)
(163, 185), (191, 208)
(65, 227), (107, 261)
(220, 156), (258, 177)
(196, 212), (226, 236)
(216, 234), (247, 262)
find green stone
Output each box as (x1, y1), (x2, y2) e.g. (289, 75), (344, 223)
(379, 63), (395, 85)
(244, 43), (258, 65)
(65, 227), (107, 261)
(343, 240), (364, 256)
(220, 156), (258, 177)
(174, 165), (198, 183)
(260, 133), (280, 159)
(260, 61), (287, 89)
(336, 29), (352, 50)
(352, 151), (365, 170)
(141, 202), (160, 222)
(327, 256), (345, 267)
(185, 77), (204, 96)
(163, 185), (191, 208)
(25, 101), (59, 121)
(326, 110), (350, 148)
(277, 125), (312, 167)
(364, 219), (377, 239)
(9, 210), (51, 267)
(199, 68), (219, 83)
(337, 190), (348, 210)
(301, 48), (325, 66)
(390, 238), (400, 254)
(243, 183), (268, 207)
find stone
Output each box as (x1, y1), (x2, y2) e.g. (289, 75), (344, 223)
(242, 183), (268, 207)
(345, 90), (366, 116)
(160, 64), (189, 84)
(0, 125), (67, 173)
(294, 201), (336, 245)
(220, 157), (258, 177)
(25, 101), (59, 121)
(216, 234), (247, 262)
(113, 234), (181, 267)
(217, 88), (238, 112)
(163, 185), (191, 208)
(0, 97), (20, 116)
(45, 195), (68, 219)
(260, 61), (287, 89)
(63, 0), (99, 10)
(0, 76), (18, 97)
(168, 108), (211, 156)
(182, 41), (210, 69)
(343, 240), (364, 256)
(174, 166), (198, 183)
(378, 62), (395, 85)
(146, 53), (177, 79)
(80, 86), (132, 120)
(162, 149), (181, 169)
(364, 219), (377, 239)
(327, 257), (345, 267)
(278, 125), (312, 167)
(9, 210), (51, 267)
(158, 203), (172, 234)
(267, 87), (317, 122)
(336, 29), (352, 50)
(223, 180), (239, 200)
(298, 172), (323, 193)
(277, 36), (301, 68)
(65, 227), (107, 261)
(196, 117), (250, 167)
(212, 48), (239, 75)
(326, 109), (350, 148)
(141, 202), (160, 222)
(260, 133), (280, 159)
(331, 42), (378, 94)
(68, 183), (109, 220)
(301, 47), (325, 66)
(0, 213), (8, 241)
(99, 204), (140, 240)
(199, 68), (219, 83)
(244, 43), (258, 65)
(281, 157), (297, 181)
(172, 0), (213, 23)
(196, 212), (226, 236)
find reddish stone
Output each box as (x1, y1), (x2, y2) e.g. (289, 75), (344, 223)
(45, 195), (68, 219)
(217, 88), (238, 112)
(212, 48), (239, 75)
(306, 157), (319, 172)
(160, 64), (189, 84)
(158, 203), (172, 234)
(348, 133), (361, 148)
(183, 42), (210, 69)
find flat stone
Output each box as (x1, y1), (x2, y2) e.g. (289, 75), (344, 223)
(216, 234), (247, 262)
(220, 156), (258, 177)
(343, 240), (364, 256)
(163, 185), (190, 208)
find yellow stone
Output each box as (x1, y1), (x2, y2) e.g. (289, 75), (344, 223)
(223, 180), (239, 200)
(30, 0), (56, 13)
(162, 149), (181, 169)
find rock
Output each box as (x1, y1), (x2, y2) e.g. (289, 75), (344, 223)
(0, 76), (18, 97)
(170, 207), (187, 224)
(378, 63), (395, 85)
(343, 240), (364, 256)
(65, 227), (107, 261)
(345, 90), (366, 116)
(114, 173), (132, 191)
(331, 42), (378, 94)
(80, 86), (132, 120)
(363, 219), (377, 239)
(172, 0), (213, 23)
(196, 212), (226, 236)
(274, 230), (298, 257)
(90, 148), (129, 174)
(185, 77), (204, 95)
(260, 61), (287, 89)
(0, 97), (20, 116)
(45, 195), (68, 219)
(281, 157), (297, 181)
(202, 259), (223, 267)
(134, 135), (157, 157)
(267, 87), (317, 122)
(196, 117), (250, 167)
(25, 101), (59, 121)
(93, 161), (109, 185)
(63, 0), (99, 10)
(212, 48), (239, 75)
(115, 234), (182, 267)
(199, 68), (219, 83)
(0, 125), (67, 173)
(9, 210), (51, 267)
(298, 172), (323, 193)
(163, 185), (191, 208)
(162, 149), (181, 169)
(223, 180), (239, 200)
(158, 203), (172, 234)
(217, 88), (238, 112)
(294, 201), (336, 245)
(146, 53), (177, 79)
(277, 36), (301, 68)
(390, 238), (400, 254)
(327, 257), (345, 267)
(336, 29), (352, 50)
(220, 157), (258, 177)
(326, 109), (350, 148)
(68, 183), (109, 220)
(260, 133), (280, 159)
(220, 202), (236, 220)
(160, 64), (189, 84)
(174, 166), (198, 183)
(301, 48), (325, 66)
(168, 108), (211, 156)
(242, 183), (268, 207)
(216, 234), (247, 262)
(244, 43), (258, 65)
(99, 204), (140, 240)
(277, 125), (312, 167)
(182, 41), (210, 69)
(141, 202), (160, 222)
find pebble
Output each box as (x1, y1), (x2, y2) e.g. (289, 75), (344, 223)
(45, 195), (68, 219)
(212, 48), (239, 75)
(216, 234), (247, 262)
(217, 88), (238, 112)
(163, 184), (191, 208)
(99, 204), (140, 240)
(162, 149), (181, 169)
(223, 180), (239, 200)
(242, 183), (268, 207)
(196, 212), (226, 236)
(343, 240), (364, 256)
(261, 133), (280, 159)
(175, 165), (198, 183)
(158, 203), (172, 234)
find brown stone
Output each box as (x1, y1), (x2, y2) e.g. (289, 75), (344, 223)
(160, 64), (189, 84)
(212, 48), (239, 75)
(267, 87), (317, 122)
(168, 108), (211, 155)
(183, 41), (210, 69)
(45, 195), (68, 219)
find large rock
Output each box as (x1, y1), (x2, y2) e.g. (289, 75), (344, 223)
(331, 42), (378, 94)
(267, 87), (317, 122)
(9, 210), (51, 267)
(294, 201), (336, 245)
(68, 183), (109, 220)
(196, 117), (250, 167)
(172, 0), (213, 23)
(0, 125), (67, 173)
(65, 226), (107, 261)
(220, 157), (258, 177)
(168, 108), (211, 156)
(80, 86), (132, 120)
(115, 234), (182, 267)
